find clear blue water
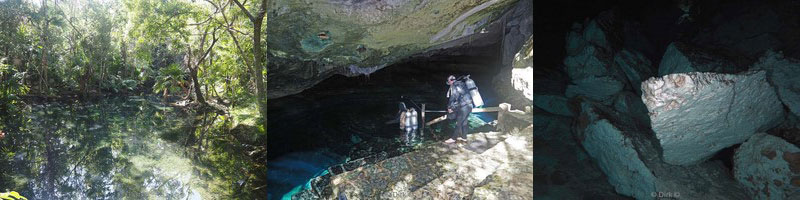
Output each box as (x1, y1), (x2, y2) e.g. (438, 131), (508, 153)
(267, 151), (344, 200)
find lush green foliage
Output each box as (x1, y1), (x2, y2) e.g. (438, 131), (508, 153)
(0, 0), (264, 105)
(0, 0), (269, 198)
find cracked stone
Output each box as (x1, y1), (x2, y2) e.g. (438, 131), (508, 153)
(577, 100), (748, 199)
(565, 76), (624, 103)
(642, 71), (784, 165)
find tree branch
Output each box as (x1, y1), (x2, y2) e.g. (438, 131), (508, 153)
(220, 2), (253, 70)
(196, 26), (221, 68)
(231, 0), (255, 21)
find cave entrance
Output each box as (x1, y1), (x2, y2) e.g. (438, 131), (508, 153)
(266, 43), (503, 199)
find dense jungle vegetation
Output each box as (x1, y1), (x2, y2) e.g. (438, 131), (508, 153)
(0, 0), (270, 198)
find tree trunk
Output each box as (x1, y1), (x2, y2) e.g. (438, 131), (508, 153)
(253, 17), (267, 124)
(40, 0), (49, 93)
(191, 67), (206, 104)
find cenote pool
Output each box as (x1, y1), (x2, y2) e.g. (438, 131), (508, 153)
(0, 96), (267, 199)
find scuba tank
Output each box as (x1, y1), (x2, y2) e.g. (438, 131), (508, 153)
(461, 75), (485, 107)
(409, 108), (418, 126)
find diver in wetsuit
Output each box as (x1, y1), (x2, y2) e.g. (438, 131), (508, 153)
(445, 75), (473, 144)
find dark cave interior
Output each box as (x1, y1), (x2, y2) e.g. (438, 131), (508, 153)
(266, 40), (504, 198)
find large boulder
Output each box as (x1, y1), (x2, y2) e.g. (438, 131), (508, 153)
(565, 76), (624, 103)
(533, 94), (572, 117)
(751, 51), (800, 117)
(642, 71), (784, 166)
(657, 42), (749, 76)
(577, 100), (748, 199)
(533, 112), (624, 199)
(734, 133), (800, 199)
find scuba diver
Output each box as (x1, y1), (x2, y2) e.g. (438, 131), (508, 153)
(398, 102), (419, 145)
(445, 75), (474, 144)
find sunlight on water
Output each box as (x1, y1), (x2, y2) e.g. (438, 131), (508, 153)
(0, 97), (250, 199)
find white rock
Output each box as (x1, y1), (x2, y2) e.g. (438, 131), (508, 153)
(734, 133), (800, 199)
(578, 101), (749, 199)
(511, 36), (533, 101)
(642, 71), (784, 165)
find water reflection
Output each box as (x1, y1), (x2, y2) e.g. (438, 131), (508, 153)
(0, 97), (266, 199)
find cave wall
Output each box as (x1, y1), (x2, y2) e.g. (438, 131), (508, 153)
(266, 0), (530, 98)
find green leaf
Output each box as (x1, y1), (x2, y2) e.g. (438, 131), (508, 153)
(0, 191), (28, 200)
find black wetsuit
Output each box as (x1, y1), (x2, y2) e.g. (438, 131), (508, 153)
(448, 81), (473, 140)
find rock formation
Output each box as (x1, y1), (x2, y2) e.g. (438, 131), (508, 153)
(266, 0), (528, 98)
(577, 100), (749, 199)
(642, 71), (784, 166)
(752, 51), (800, 117)
(734, 133), (800, 199)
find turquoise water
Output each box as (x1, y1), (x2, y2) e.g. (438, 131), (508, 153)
(267, 151), (343, 200)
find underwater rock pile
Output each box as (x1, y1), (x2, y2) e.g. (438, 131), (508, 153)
(642, 71), (784, 165)
(533, 6), (800, 200)
(562, 9), (654, 106)
(576, 101), (748, 199)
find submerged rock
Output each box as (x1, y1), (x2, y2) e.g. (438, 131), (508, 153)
(613, 49), (654, 95)
(563, 10), (626, 83)
(562, 9), (655, 102)
(612, 91), (649, 125)
(565, 76), (623, 103)
(657, 42), (749, 76)
(734, 133), (800, 199)
(751, 51), (800, 117)
(533, 95), (572, 117)
(577, 101), (748, 199)
(642, 71), (784, 166)
(533, 113), (624, 199)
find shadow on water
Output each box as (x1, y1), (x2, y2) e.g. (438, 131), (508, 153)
(0, 96), (267, 199)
